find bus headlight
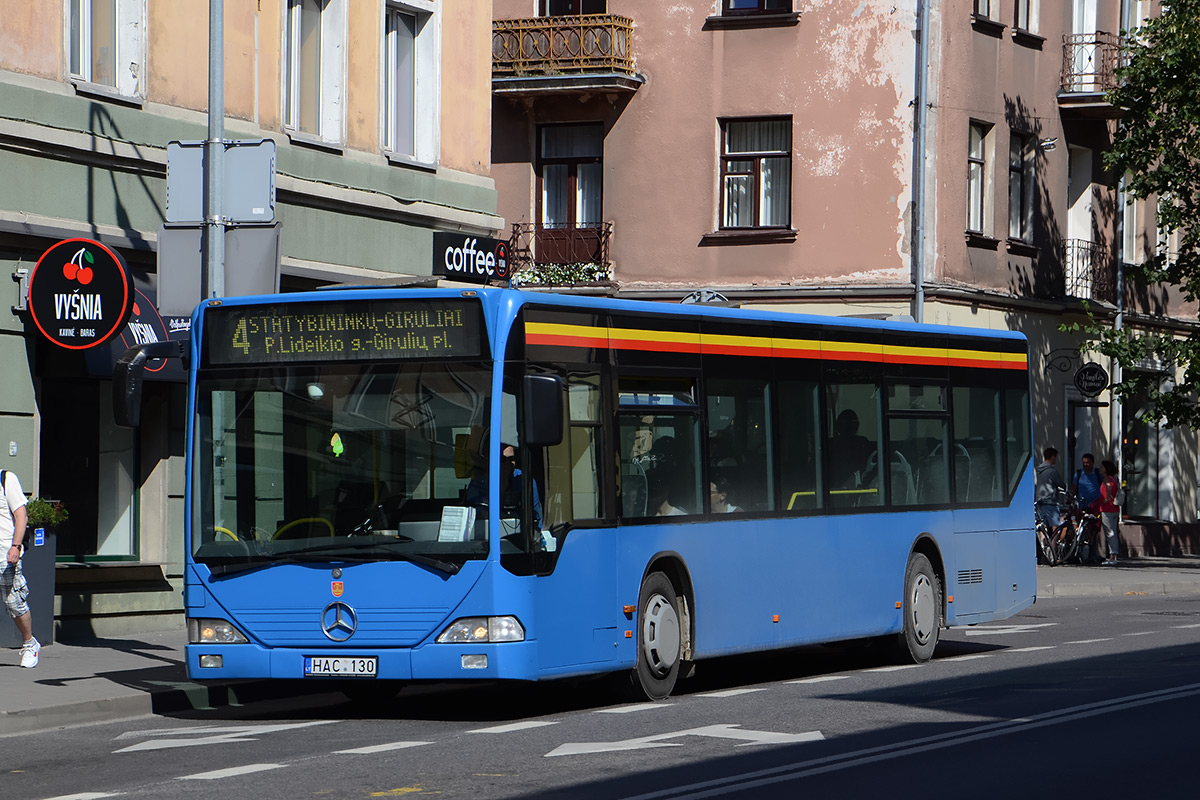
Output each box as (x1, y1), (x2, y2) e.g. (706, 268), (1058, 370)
(436, 616), (525, 643)
(188, 618), (250, 644)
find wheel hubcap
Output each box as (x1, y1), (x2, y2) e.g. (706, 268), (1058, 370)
(911, 574), (935, 645)
(642, 592), (680, 676)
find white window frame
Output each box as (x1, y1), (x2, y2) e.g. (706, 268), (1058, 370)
(967, 121), (995, 235)
(1120, 174), (1142, 265)
(1015, 0), (1039, 33)
(283, 0), (347, 145)
(381, 0), (440, 166)
(65, 0), (146, 98)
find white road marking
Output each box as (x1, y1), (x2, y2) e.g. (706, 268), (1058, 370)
(114, 721), (335, 753)
(700, 688), (768, 698)
(1007, 646), (1057, 653)
(1065, 638), (1114, 645)
(1123, 631), (1158, 636)
(469, 721), (559, 734)
(617, 682), (1200, 799)
(964, 622), (1058, 637)
(864, 664), (921, 673)
(178, 764), (285, 780)
(1172, 623), (1200, 629)
(548, 724), (824, 757)
(335, 741), (432, 754)
(944, 653), (993, 661)
(597, 703), (676, 714)
(786, 675), (850, 685)
(43, 794), (122, 800)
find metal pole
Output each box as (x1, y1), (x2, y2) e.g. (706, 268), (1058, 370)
(207, 0), (226, 528)
(911, 0), (931, 324)
(206, 0), (225, 298)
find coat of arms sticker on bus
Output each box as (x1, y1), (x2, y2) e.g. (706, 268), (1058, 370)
(331, 581), (344, 598)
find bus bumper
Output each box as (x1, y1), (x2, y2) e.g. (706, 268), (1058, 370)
(186, 641), (540, 682)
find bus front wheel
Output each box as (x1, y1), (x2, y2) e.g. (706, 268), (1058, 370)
(896, 552), (941, 664)
(628, 572), (683, 701)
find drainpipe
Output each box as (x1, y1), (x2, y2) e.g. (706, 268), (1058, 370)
(1113, 178), (1125, 506)
(912, 0), (931, 324)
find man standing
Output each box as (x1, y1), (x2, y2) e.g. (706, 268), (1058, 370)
(1072, 453), (1103, 513)
(1034, 447), (1067, 529)
(1, 469), (38, 668)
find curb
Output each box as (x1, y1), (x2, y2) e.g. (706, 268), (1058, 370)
(0, 695), (153, 736)
(1038, 582), (1200, 598)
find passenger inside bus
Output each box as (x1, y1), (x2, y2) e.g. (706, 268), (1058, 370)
(828, 409), (874, 490)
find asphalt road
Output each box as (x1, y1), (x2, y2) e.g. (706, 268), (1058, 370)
(11, 593), (1200, 800)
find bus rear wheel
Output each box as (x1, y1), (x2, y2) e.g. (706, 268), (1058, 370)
(627, 572), (682, 701)
(895, 552), (941, 664)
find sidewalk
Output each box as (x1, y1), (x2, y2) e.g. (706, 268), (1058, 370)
(3, 556), (1200, 735)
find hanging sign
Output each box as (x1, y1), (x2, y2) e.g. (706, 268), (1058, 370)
(27, 238), (134, 350)
(433, 232), (511, 284)
(1074, 363), (1109, 398)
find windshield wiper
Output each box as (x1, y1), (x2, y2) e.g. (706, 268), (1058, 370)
(206, 539), (461, 578)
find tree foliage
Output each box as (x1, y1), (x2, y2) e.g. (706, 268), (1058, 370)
(1079, 0), (1200, 428)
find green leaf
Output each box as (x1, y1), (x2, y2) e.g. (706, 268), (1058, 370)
(84, 250), (94, 264)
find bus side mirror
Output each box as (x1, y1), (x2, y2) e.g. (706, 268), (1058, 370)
(522, 374), (564, 448)
(114, 340), (188, 428)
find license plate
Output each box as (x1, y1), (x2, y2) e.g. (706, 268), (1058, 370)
(304, 656), (378, 678)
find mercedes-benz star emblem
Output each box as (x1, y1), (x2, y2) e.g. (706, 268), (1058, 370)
(321, 601), (358, 642)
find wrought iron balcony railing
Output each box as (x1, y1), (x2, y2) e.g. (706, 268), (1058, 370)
(1063, 238), (1116, 303)
(493, 15), (635, 79)
(509, 222), (613, 283)
(1061, 31), (1126, 94)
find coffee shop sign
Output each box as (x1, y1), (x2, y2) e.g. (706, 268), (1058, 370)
(1074, 363), (1109, 398)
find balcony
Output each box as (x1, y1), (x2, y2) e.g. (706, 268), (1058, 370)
(1063, 238), (1116, 303)
(492, 15), (643, 96)
(1058, 31), (1125, 118)
(509, 222), (613, 283)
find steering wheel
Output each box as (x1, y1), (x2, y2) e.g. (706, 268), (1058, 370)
(273, 517), (335, 540)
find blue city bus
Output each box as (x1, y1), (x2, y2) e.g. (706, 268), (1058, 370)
(133, 285), (1034, 701)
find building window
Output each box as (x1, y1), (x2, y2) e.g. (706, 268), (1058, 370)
(539, 124), (603, 227)
(720, 118), (791, 230)
(1015, 0), (1039, 32)
(722, 0), (791, 14)
(68, 0), (145, 96)
(539, 0), (606, 14)
(1008, 131), (1034, 241)
(973, 0), (997, 19)
(967, 121), (993, 234)
(382, 2), (438, 165)
(284, 0), (346, 143)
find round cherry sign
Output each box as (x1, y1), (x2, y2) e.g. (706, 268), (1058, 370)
(28, 238), (133, 350)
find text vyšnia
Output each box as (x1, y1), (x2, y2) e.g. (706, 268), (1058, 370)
(232, 308), (466, 357)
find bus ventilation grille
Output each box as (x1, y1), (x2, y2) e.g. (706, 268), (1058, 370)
(957, 569), (984, 585)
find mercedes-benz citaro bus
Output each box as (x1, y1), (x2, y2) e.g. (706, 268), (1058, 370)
(117, 285), (1035, 702)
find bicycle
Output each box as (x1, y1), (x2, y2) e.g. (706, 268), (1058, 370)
(1035, 495), (1074, 566)
(1051, 507), (1103, 565)
(1035, 513), (1060, 565)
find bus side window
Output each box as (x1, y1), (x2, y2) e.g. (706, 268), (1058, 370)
(777, 380), (821, 513)
(707, 378), (772, 513)
(825, 381), (883, 510)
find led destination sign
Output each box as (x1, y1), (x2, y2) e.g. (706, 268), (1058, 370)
(204, 299), (485, 366)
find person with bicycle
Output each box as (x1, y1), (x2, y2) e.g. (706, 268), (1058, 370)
(1035, 447), (1067, 529)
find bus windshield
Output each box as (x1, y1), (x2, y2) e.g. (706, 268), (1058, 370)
(191, 360), (493, 567)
